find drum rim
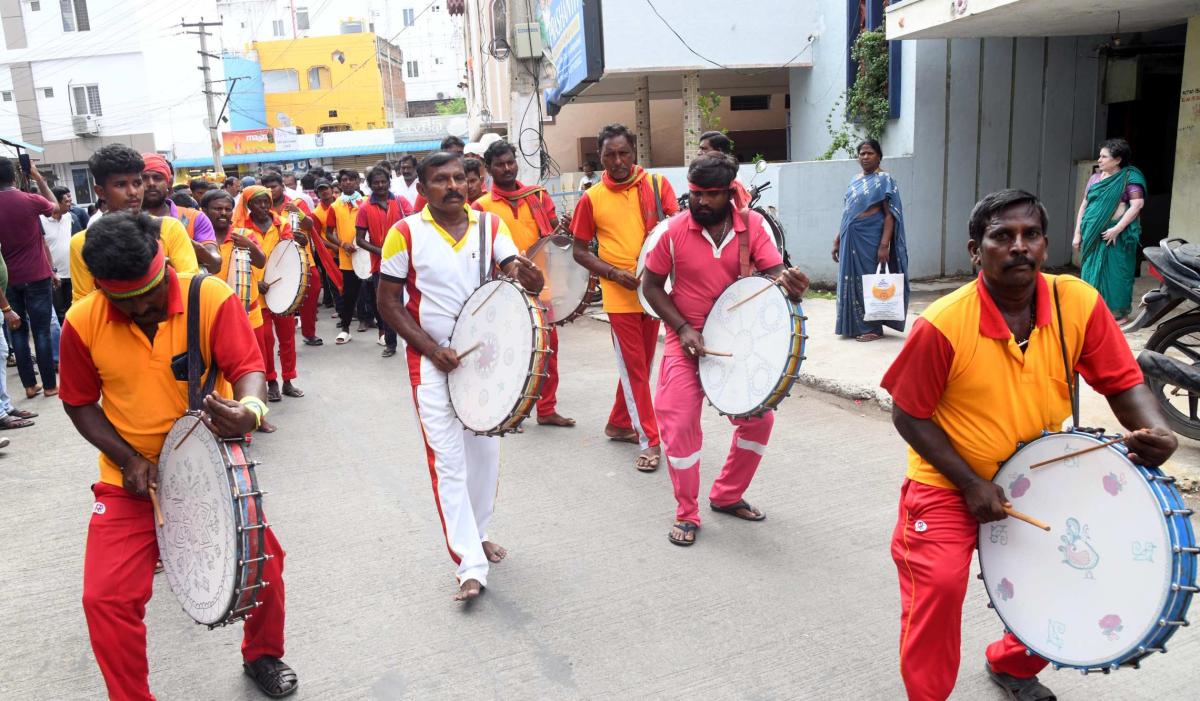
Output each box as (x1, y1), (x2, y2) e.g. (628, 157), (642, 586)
(636, 220), (672, 319)
(351, 246), (373, 280)
(263, 242), (308, 315)
(447, 279), (550, 435)
(526, 233), (597, 326)
(978, 430), (1196, 669)
(700, 277), (806, 418)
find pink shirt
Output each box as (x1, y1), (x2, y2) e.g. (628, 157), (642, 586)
(645, 209), (782, 356)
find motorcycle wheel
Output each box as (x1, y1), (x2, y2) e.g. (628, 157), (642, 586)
(753, 206), (791, 268)
(1144, 313), (1200, 440)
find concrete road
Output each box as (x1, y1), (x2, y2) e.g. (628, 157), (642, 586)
(1, 316), (1196, 700)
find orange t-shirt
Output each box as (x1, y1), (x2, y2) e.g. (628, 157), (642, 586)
(327, 198), (361, 270)
(217, 228), (265, 328)
(472, 191), (556, 254)
(57, 270), (264, 487)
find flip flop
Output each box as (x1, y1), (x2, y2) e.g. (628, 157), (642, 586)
(605, 428), (639, 444)
(636, 452), (660, 472)
(43, 388), (59, 397)
(266, 383), (282, 403)
(303, 336), (324, 346)
(709, 498), (766, 521)
(668, 522), (699, 546)
(0, 417), (34, 430)
(282, 384), (304, 398)
(855, 333), (883, 342)
(335, 331), (351, 345)
(10, 409), (38, 419)
(25, 385), (42, 399)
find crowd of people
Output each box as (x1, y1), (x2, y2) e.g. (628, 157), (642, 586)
(0, 119), (1181, 701)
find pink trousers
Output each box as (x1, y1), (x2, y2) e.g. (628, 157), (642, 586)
(655, 355), (773, 525)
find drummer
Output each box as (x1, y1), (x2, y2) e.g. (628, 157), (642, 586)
(263, 169), (324, 347)
(57, 211), (297, 699)
(354, 165), (412, 358)
(473, 139), (574, 428)
(570, 123), (679, 471)
(642, 153), (809, 545)
(138, 153), (222, 273)
(312, 179), (345, 319)
(696, 131), (750, 210)
(880, 189), (1177, 701)
(376, 151), (544, 602)
(324, 170), (365, 345)
(70, 145), (201, 302)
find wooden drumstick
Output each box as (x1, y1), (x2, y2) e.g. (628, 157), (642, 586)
(456, 342), (484, 361)
(726, 279), (783, 312)
(702, 349), (733, 357)
(1003, 506), (1050, 532)
(149, 486), (165, 528)
(1029, 435), (1126, 469)
(471, 284), (505, 316)
(172, 417), (205, 451)
(265, 277), (282, 288)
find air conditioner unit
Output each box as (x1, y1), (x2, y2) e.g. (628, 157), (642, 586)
(72, 114), (100, 136)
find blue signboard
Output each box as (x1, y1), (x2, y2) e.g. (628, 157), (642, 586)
(539, 0), (603, 113)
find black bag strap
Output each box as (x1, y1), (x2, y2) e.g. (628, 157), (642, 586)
(651, 175), (664, 222)
(478, 211), (489, 285)
(187, 274), (219, 412)
(1053, 279), (1080, 428)
(737, 209), (752, 278)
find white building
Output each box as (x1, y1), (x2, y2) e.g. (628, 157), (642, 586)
(216, 0), (464, 105)
(0, 0), (223, 204)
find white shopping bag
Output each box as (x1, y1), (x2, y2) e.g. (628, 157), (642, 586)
(862, 263), (906, 322)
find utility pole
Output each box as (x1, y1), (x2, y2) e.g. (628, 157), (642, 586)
(507, 0), (541, 184)
(182, 17), (225, 175)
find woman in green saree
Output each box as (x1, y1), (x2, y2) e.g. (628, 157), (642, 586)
(1072, 138), (1146, 321)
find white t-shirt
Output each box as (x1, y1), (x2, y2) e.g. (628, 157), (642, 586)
(40, 214), (73, 278)
(390, 176), (419, 204)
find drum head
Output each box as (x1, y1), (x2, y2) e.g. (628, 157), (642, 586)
(636, 220), (672, 318)
(156, 415), (238, 626)
(700, 277), (798, 416)
(352, 247), (373, 280)
(979, 433), (1175, 668)
(527, 234), (593, 324)
(448, 280), (537, 433)
(263, 241), (304, 315)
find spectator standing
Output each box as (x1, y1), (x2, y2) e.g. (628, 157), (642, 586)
(41, 185), (82, 320)
(0, 246), (38, 429)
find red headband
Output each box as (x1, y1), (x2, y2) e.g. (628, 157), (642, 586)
(141, 153), (172, 181)
(687, 183), (733, 193)
(95, 243), (167, 299)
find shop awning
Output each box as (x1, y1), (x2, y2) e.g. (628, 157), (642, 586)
(172, 140), (443, 169)
(887, 0), (1197, 40)
(0, 135), (45, 153)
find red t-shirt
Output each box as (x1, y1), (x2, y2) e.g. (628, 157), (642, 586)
(0, 188), (56, 285)
(644, 209), (782, 356)
(354, 194), (411, 274)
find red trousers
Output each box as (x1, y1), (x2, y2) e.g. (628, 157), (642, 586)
(606, 312), (660, 448)
(83, 483), (286, 701)
(537, 326), (560, 417)
(256, 310), (298, 382)
(656, 355), (773, 524)
(299, 266), (319, 339)
(891, 479), (1047, 701)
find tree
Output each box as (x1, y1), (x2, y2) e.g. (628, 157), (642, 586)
(435, 97), (467, 115)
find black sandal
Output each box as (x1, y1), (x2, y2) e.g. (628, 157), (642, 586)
(668, 522), (698, 546)
(244, 656), (298, 698)
(266, 382), (282, 403)
(709, 499), (766, 521)
(986, 663), (1056, 700)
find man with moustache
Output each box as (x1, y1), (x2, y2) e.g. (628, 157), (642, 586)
(881, 189), (1177, 700)
(376, 152), (543, 602)
(140, 154), (221, 273)
(70, 146), (200, 302)
(571, 123), (678, 471)
(642, 153), (809, 546)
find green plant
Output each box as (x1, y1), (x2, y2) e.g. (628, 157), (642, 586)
(435, 97), (467, 115)
(698, 91), (723, 133)
(819, 28), (891, 160)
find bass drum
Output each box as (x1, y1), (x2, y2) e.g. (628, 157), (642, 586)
(525, 234), (596, 325)
(636, 219), (672, 318)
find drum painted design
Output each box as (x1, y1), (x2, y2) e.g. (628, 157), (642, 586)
(227, 246), (253, 312)
(525, 234), (596, 325)
(156, 414), (269, 627)
(351, 246), (373, 280)
(448, 279), (550, 435)
(636, 219), (672, 318)
(263, 240), (310, 315)
(979, 431), (1196, 671)
(699, 276), (806, 417)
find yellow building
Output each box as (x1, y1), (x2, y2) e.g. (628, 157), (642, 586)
(255, 33), (406, 134)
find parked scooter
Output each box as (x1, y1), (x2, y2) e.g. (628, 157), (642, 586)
(1123, 238), (1200, 439)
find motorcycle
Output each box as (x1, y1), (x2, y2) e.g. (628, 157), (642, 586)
(1123, 238), (1200, 439)
(676, 160), (791, 267)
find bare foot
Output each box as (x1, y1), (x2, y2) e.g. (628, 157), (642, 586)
(537, 413), (576, 427)
(636, 445), (661, 472)
(257, 420), (277, 434)
(482, 541), (507, 563)
(604, 423), (638, 443)
(454, 578), (483, 602)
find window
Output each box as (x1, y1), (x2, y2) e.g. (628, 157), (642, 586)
(432, 3), (440, 11)
(30, 1), (41, 11)
(328, 110), (338, 117)
(730, 95), (770, 111)
(71, 84), (102, 115)
(340, 20), (364, 33)
(434, 57), (443, 65)
(60, 0), (90, 32)
(296, 7), (309, 30)
(406, 60), (419, 78)
(307, 66), (331, 90)
(1, 91), (12, 102)
(272, 19), (285, 37)
(42, 87), (54, 98)
(262, 69), (299, 93)
(403, 8), (415, 25)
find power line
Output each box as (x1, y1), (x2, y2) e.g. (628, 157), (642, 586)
(642, 0), (814, 76)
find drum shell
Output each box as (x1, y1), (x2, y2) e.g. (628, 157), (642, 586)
(263, 241), (310, 315)
(525, 234), (597, 325)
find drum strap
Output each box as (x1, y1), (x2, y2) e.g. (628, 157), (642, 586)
(1052, 279), (1080, 427)
(478, 212), (490, 285)
(737, 208), (752, 278)
(651, 176), (664, 222)
(187, 274), (220, 412)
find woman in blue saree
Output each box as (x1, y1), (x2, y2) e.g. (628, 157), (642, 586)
(833, 139), (910, 341)
(1072, 138), (1146, 322)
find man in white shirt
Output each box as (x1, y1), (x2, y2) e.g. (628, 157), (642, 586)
(41, 185), (80, 318)
(283, 171), (314, 209)
(390, 155), (420, 204)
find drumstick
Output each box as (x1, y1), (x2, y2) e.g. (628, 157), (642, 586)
(173, 417), (205, 451)
(1029, 435), (1126, 469)
(471, 284), (505, 316)
(727, 279), (783, 312)
(1004, 505), (1051, 532)
(702, 349), (733, 357)
(456, 342), (483, 361)
(265, 277), (282, 288)
(149, 486), (165, 528)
